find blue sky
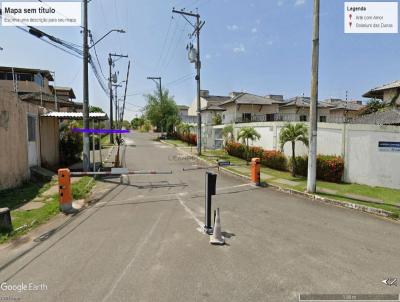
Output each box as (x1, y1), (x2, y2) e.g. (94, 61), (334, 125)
(1, 0), (400, 120)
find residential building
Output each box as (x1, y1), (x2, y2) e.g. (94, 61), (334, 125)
(0, 66), (87, 189)
(219, 92), (283, 124)
(187, 90), (230, 116)
(278, 96), (333, 122)
(323, 98), (365, 123)
(363, 80), (400, 107)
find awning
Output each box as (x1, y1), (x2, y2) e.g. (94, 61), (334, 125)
(41, 112), (108, 121)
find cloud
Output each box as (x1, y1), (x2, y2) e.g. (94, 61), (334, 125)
(205, 54), (212, 60)
(233, 44), (246, 53)
(251, 28), (257, 33)
(277, 0), (284, 6)
(227, 24), (239, 31)
(294, 0), (305, 6)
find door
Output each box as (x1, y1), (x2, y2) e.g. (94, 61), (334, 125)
(27, 115), (38, 167)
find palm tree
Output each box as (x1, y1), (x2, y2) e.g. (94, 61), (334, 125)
(222, 124), (235, 147)
(279, 123), (309, 177)
(237, 127), (261, 164)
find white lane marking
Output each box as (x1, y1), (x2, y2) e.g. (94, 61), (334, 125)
(176, 194), (204, 233)
(102, 214), (162, 302)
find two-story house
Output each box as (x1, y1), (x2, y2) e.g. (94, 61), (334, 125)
(278, 96), (333, 122)
(219, 92), (283, 124)
(363, 80), (400, 107)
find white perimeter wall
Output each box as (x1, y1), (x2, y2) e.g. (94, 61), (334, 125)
(212, 122), (400, 189)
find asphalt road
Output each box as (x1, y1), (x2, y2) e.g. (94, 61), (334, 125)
(0, 131), (399, 302)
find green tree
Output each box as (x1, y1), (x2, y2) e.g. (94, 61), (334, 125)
(222, 124), (235, 146)
(89, 106), (105, 113)
(131, 117), (145, 129)
(212, 114), (222, 125)
(237, 127), (261, 164)
(279, 123), (309, 177)
(121, 120), (131, 130)
(144, 89), (179, 134)
(363, 99), (386, 115)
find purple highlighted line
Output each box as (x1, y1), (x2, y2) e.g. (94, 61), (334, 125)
(72, 128), (130, 134)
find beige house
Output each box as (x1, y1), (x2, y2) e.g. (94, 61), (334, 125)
(187, 90), (230, 116)
(323, 98), (365, 123)
(363, 80), (400, 107)
(278, 96), (333, 122)
(0, 66), (78, 189)
(219, 92), (282, 124)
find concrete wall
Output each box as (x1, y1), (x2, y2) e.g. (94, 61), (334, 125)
(0, 89), (40, 189)
(211, 121), (400, 189)
(0, 89), (60, 189)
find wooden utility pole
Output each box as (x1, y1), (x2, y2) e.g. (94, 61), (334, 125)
(307, 0), (320, 193)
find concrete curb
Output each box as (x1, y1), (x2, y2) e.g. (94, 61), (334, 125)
(163, 142), (399, 222)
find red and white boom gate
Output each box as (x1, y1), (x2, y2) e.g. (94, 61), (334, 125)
(58, 168), (173, 214)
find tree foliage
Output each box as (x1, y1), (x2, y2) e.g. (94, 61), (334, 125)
(237, 127), (261, 164)
(222, 124), (235, 146)
(279, 123), (309, 177)
(144, 89), (180, 134)
(363, 99), (386, 115)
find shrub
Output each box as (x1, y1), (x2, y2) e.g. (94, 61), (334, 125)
(225, 142), (246, 159)
(248, 146), (264, 159)
(261, 150), (287, 171)
(176, 132), (197, 146)
(317, 155), (344, 183)
(289, 155), (344, 183)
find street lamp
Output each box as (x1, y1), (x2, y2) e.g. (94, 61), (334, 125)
(89, 29), (125, 50)
(82, 21), (125, 172)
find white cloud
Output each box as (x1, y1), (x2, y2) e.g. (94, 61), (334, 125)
(251, 28), (257, 33)
(233, 44), (246, 53)
(277, 0), (284, 6)
(205, 54), (212, 60)
(294, 0), (305, 6)
(227, 24), (239, 31)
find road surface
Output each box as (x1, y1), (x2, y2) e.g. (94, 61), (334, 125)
(0, 131), (399, 302)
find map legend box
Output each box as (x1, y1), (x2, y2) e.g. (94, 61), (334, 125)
(344, 2), (398, 33)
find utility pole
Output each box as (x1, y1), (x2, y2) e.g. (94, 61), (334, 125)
(108, 54), (114, 144)
(306, 0), (320, 193)
(108, 53), (128, 143)
(121, 61), (131, 129)
(147, 76), (162, 134)
(172, 8), (205, 156)
(82, 0), (90, 172)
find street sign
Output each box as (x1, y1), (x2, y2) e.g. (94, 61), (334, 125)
(378, 141), (400, 152)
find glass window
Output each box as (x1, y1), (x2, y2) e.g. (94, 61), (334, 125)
(242, 113), (251, 122)
(300, 115), (307, 122)
(319, 116), (327, 123)
(28, 116), (36, 142)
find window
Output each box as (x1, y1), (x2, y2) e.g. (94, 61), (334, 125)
(266, 114), (275, 122)
(0, 72), (6, 80)
(17, 73), (34, 82)
(27, 116), (36, 142)
(34, 73), (44, 87)
(242, 113), (251, 122)
(300, 115), (307, 122)
(319, 116), (327, 123)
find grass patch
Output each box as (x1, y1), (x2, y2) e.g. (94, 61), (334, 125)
(0, 176), (95, 244)
(197, 149), (400, 218)
(163, 139), (192, 147)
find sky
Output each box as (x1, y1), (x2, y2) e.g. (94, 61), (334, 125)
(1, 0), (400, 121)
